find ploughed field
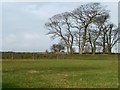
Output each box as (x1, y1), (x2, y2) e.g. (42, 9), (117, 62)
(2, 57), (118, 88)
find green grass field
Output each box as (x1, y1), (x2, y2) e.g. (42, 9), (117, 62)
(2, 58), (118, 88)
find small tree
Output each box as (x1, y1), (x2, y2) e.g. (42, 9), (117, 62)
(50, 43), (65, 53)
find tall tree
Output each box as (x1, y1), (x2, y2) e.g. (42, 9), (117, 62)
(69, 13), (83, 54)
(61, 12), (75, 53)
(45, 12), (75, 53)
(105, 24), (120, 54)
(88, 14), (110, 54)
(71, 3), (109, 54)
(45, 14), (69, 53)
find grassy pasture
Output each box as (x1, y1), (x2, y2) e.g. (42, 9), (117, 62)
(2, 57), (118, 88)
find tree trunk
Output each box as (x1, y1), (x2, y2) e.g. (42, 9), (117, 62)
(91, 47), (94, 54)
(80, 29), (87, 54)
(108, 27), (112, 54)
(78, 30), (81, 54)
(70, 45), (73, 54)
(103, 32), (106, 54)
(88, 32), (93, 54)
(108, 45), (112, 54)
(78, 42), (81, 54)
(70, 36), (74, 54)
(93, 42), (96, 55)
(66, 45), (69, 54)
(63, 41), (68, 54)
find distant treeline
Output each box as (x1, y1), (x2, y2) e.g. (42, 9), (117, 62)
(1, 52), (119, 60)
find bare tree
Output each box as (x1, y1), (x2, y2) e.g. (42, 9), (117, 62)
(45, 14), (69, 53)
(88, 14), (110, 54)
(71, 3), (109, 54)
(61, 12), (75, 53)
(45, 12), (75, 54)
(45, 2), (117, 54)
(105, 24), (120, 54)
(68, 13), (83, 54)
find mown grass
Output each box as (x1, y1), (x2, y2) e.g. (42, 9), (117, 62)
(2, 58), (118, 88)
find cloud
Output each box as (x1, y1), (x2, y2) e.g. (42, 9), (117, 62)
(2, 2), (118, 52)
(23, 33), (41, 40)
(2, 32), (52, 51)
(22, 2), (83, 19)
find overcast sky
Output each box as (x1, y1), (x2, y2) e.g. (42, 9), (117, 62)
(1, 1), (118, 52)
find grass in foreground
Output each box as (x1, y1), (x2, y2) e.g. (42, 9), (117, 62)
(2, 59), (118, 88)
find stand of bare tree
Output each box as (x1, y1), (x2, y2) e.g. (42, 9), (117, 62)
(45, 3), (119, 54)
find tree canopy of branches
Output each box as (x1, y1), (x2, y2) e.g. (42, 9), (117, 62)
(45, 3), (119, 54)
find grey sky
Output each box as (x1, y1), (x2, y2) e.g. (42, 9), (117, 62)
(2, 2), (118, 52)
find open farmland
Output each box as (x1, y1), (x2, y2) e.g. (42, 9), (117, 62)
(2, 55), (118, 88)
(2, 2), (119, 89)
